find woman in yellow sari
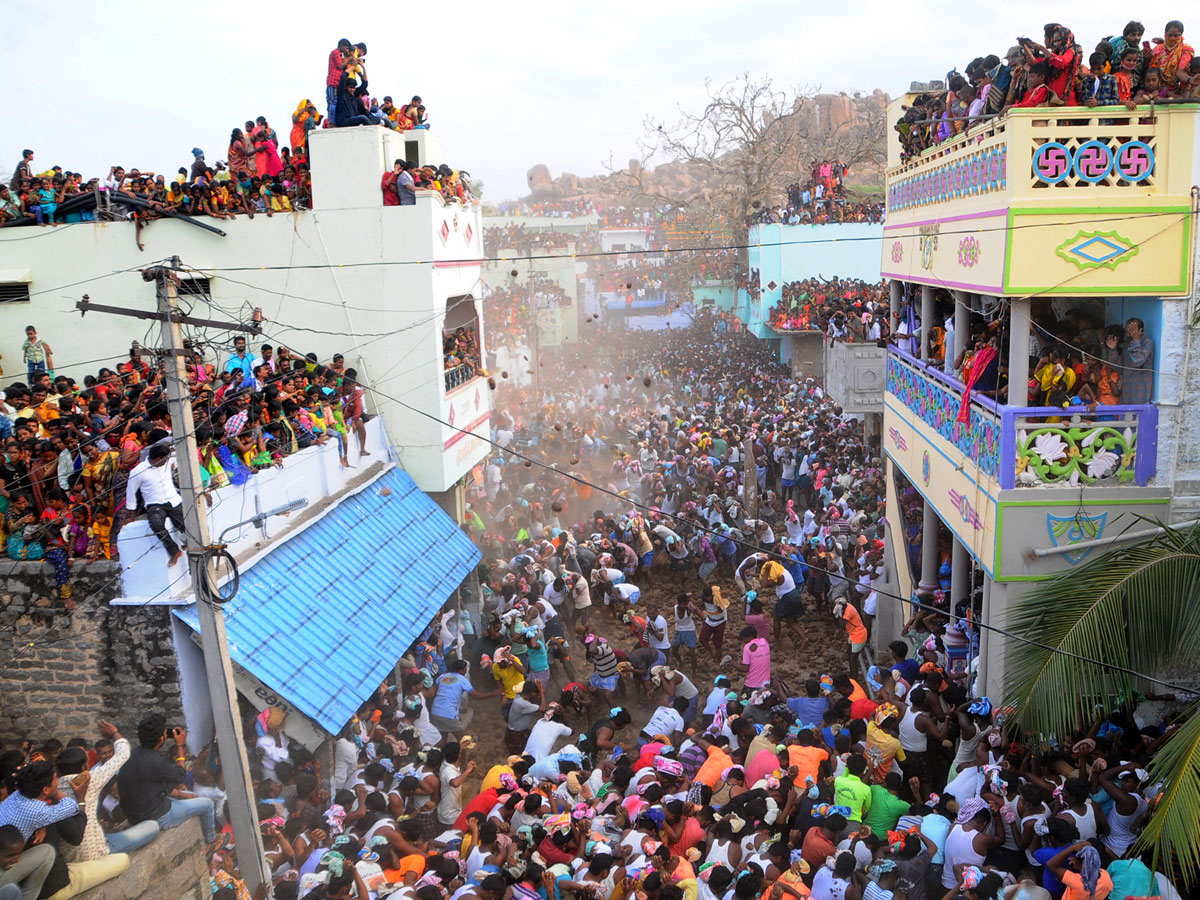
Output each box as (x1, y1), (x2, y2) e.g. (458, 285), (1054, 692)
(290, 99), (321, 156)
(81, 441), (120, 516)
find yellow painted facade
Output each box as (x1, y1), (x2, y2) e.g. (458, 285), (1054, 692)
(882, 102), (1197, 296)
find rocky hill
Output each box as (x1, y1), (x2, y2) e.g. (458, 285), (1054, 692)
(524, 89), (890, 205)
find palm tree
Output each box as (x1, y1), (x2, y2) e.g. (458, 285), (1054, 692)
(1005, 521), (1200, 880)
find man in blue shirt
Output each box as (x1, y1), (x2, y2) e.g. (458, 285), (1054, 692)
(429, 659), (498, 738)
(787, 678), (831, 729)
(224, 337), (261, 390)
(889, 640), (922, 684)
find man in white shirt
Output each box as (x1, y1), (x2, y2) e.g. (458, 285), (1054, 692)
(638, 698), (687, 749)
(523, 708), (574, 758)
(643, 602), (671, 654)
(125, 445), (185, 566)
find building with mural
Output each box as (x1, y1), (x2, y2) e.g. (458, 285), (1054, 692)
(875, 101), (1200, 697)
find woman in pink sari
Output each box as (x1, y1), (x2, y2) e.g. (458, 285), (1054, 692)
(957, 335), (1000, 423)
(252, 125), (283, 180)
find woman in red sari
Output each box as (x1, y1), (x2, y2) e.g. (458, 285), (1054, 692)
(1021, 25), (1082, 105)
(1150, 20), (1194, 88)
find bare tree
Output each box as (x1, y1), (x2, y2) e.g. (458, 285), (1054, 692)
(608, 73), (886, 242)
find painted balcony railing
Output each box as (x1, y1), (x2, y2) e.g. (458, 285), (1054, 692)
(886, 105), (1197, 205)
(884, 348), (1158, 490)
(1004, 405), (1157, 488)
(444, 362), (477, 392)
(884, 349), (1003, 480)
(881, 104), (1198, 297)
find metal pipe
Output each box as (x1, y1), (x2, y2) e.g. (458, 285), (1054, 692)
(978, 579), (993, 698)
(217, 498), (309, 544)
(1007, 300), (1031, 405)
(1030, 516), (1200, 559)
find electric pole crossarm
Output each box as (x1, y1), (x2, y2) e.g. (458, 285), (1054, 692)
(74, 297), (261, 334)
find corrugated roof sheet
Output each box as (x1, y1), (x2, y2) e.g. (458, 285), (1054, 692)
(174, 467), (480, 734)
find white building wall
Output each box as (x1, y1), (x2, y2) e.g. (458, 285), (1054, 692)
(0, 128), (486, 493)
(600, 228), (650, 253)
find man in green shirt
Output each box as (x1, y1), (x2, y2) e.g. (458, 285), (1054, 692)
(834, 754), (872, 826)
(864, 772), (911, 837)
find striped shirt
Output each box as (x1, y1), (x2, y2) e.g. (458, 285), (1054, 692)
(591, 646), (620, 679)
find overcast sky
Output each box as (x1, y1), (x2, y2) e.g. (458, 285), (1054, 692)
(6, 1), (1179, 200)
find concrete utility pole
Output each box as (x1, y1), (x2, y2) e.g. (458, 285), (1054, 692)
(155, 258), (272, 897)
(743, 435), (760, 520)
(78, 259), (271, 897)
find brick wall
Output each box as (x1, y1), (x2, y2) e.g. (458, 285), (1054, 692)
(0, 561), (184, 745)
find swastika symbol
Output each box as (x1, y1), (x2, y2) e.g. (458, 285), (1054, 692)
(1117, 143), (1153, 180)
(1076, 145), (1111, 178)
(1073, 141), (1114, 182)
(1036, 145), (1070, 179)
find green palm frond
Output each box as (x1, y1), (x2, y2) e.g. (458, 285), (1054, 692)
(1135, 702), (1200, 881)
(1004, 521), (1200, 738)
(1004, 522), (1200, 880)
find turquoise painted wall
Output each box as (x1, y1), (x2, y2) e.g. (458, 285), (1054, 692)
(692, 284), (736, 311)
(749, 222), (884, 319)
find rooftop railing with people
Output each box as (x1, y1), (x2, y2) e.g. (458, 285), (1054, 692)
(749, 160), (885, 226)
(886, 21), (1198, 255)
(883, 27), (1197, 297)
(891, 19), (1198, 164)
(767, 279), (889, 336)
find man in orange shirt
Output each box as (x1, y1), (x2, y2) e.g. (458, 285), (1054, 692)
(786, 730), (830, 786)
(837, 598), (870, 673)
(693, 734), (734, 789)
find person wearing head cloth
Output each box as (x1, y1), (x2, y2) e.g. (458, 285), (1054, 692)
(479, 754), (524, 793)
(942, 798), (1003, 889)
(255, 708), (289, 782)
(1046, 841), (1112, 900)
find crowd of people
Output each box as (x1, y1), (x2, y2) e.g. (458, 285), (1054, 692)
(444, 328), (483, 390)
(0, 715), (226, 900)
(768, 279), (890, 339)
(0, 324), (370, 600)
(896, 19), (1198, 158)
(748, 163), (885, 227)
(0, 307), (1188, 900)
(0, 38), (476, 232)
(481, 279), (577, 367)
(484, 226), (577, 257)
(488, 200), (600, 218)
(323, 39), (428, 132)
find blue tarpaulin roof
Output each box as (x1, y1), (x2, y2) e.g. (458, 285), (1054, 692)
(174, 467), (480, 734)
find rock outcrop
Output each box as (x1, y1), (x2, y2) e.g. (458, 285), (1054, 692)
(519, 90), (888, 204)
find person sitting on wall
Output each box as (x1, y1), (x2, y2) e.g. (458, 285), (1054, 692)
(115, 714), (217, 852)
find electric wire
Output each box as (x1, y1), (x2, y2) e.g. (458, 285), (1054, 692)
(240, 314), (1198, 695)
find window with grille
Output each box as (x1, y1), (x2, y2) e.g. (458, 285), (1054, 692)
(0, 283), (31, 303)
(178, 277), (211, 297)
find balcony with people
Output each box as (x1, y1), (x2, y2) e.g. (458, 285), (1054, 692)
(882, 286), (1165, 495)
(880, 19), (1198, 297)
